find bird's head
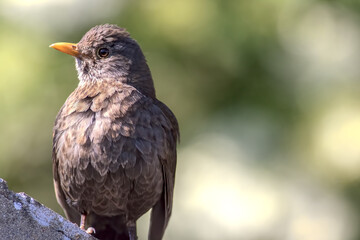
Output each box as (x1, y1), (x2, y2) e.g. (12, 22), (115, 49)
(50, 24), (155, 98)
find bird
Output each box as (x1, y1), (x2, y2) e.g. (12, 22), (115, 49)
(50, 24), (179, 240)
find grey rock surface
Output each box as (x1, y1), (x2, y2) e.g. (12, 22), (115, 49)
(0, 178), (97, 240)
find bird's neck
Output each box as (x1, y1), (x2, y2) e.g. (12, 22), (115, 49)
(127, 49), (156, 99)
(128, 64), (156, 99)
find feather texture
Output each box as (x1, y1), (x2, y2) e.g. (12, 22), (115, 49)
(52, 24), (178, 240)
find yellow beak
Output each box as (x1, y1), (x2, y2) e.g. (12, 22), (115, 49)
(49, 42), (79, 57)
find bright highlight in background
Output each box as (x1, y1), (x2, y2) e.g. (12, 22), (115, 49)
(313, 100), (360, 179)
(1, 0), (360, 239)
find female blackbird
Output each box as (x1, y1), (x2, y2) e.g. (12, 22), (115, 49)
(50, 24), (179, 240)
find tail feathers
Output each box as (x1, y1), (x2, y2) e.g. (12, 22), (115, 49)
(148, 197), (167, 240)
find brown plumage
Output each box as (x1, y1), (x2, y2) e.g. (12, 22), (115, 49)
(51, 24), (179, 240)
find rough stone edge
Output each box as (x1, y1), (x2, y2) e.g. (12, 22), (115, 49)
(0, 178), (97, 240)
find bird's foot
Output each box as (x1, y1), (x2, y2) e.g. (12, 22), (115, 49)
(79, 214), (95, 234)
(80, 225), (96, 235)
(86, 227), (96, 234)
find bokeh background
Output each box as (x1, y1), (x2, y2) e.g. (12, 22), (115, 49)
(1, 0), (360, 239)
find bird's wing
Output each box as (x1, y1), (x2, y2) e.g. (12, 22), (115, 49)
(148, 100), (179, 240)
(53, 157), (81, 223)
(52, 105), (81, 223)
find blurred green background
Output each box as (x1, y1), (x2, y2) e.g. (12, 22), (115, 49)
(1, 0), (360, 239)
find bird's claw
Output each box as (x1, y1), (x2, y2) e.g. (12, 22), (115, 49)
(80, 225), (96, 235)
(86, 227), (96, 234)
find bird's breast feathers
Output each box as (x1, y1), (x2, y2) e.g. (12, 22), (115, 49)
(53, 80), (172, 215)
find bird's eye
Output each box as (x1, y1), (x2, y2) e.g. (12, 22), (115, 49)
(97, 47), (110, 58)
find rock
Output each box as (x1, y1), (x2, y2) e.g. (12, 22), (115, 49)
(0, 178), (96, 240)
